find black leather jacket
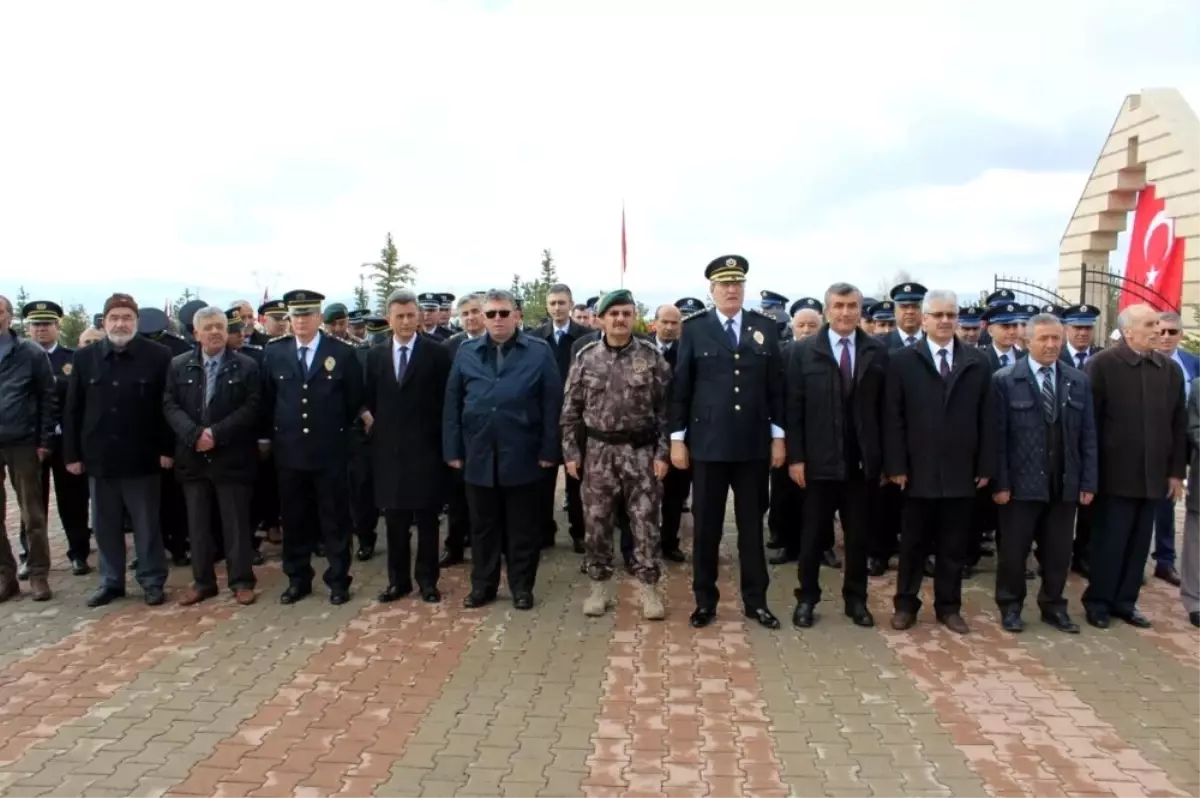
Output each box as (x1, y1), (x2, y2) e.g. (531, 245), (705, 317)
(0, 330), (56, 448)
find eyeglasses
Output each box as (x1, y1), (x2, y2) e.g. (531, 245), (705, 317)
(926, 311), (958, 321)
(1161, 328), (1180, 335)
(484, 309), (512, 319)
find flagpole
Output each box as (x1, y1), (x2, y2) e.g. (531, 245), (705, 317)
(620, 200), (626, 289)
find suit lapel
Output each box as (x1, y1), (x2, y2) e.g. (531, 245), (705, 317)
(284, 338), (306, 381)
(399, 338), (419, 390)
(709, 313), (734, 352)
(853, 332), (872, 382)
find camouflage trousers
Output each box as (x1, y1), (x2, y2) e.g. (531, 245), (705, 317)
(582, 441), (662, 585)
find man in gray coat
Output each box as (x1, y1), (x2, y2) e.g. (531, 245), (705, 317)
(1183, 378), (1199, 628)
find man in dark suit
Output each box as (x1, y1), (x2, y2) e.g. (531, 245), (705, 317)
(436, 294), (457, 339)
(65, 294), (175, 607)
(163, 306), (261, 606)
(787, 283), (887, 630)
(440, 293), (487, 566)
(364, 289), (452, 603)
(1082, 303), (1186, 629)
(1151, 310), (1198, 586)
(419, 293), (451, 341)
(652, 300), (692, 563)
(670, 255), (785, 630)
(1056, 303), (1102, 575)
(260, 290), (364, 606)
(444, 289), (562, 610)
(531, 283), (590, 551)
(17, 301), (91, 577)
(884, 289), (995, 634)
(991, 312), (1097, 634)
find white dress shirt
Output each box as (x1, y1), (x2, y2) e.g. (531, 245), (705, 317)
(393, 335), (416, 378)
(552, 322), (570, 344)
(992, 344), (1016, 367)
(295, 331), (322, 371)
(828, 328), (856, 374)
(928, 337), (954, 371)
(1030, 357), (1057, 390)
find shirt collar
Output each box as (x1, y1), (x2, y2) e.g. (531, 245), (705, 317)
(295, 330), (322, 351)
(553, 321), (571, 336)
(927, 337), (954, 360)
(201, 349), (225, 366)
(900, 328), (923, 343)
(716, 309), (743, 328)
(828, 327), (855, 350)
(43, 343), (58, 355)
(1029, 357), (1056, 379)
(392, 335), (417, 353)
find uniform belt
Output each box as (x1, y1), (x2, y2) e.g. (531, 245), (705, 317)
(585, 427), (656, 447)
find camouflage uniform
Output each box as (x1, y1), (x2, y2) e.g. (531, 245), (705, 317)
(561, 336), (672, 585)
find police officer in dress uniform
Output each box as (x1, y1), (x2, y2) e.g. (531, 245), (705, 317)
(956, 306), (984, 347)
(881, 283), (927, 350)
(868, 300), (896, 338)
(670, 255), (785, 630)
(760, 290), (790, 340)
(1058, 303), (1103, 575)
(16, 301), (91, 576)
(138, 307), (192, 567)
(437, 294), (457, 338)
(348, 309), (370, 343)
(419, 293), (450, 340)
(178, 300), (207, 345)
(859, 299), (879, 335)
(261, 290), (364, 605)
(978, 288), (1017, 348)
(562, 289), (673, 620)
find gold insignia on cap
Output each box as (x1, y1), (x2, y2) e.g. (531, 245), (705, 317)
(296, 292), (307, 300)
(62, 363), (72, 376)
(324, 356), (336, 372)
(36, 303), (46, 310)
(752, 330), (764, 345)
(725, 257), (737, 268)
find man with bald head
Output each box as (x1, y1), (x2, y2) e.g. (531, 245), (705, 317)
(1081, 303), (1187, 629)
(653, 303), (687, 562)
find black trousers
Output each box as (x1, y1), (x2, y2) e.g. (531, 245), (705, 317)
(445, 468), (472, 554)
(19, 443), (90, 562)
(1082, 496), (1155, 616)
(767, 466), (800, 555)
(660, 464), (690, 553)
(798, 476), (870, 606)
(966, 485), (996, 566)
(466, 480), (541, 597)
(691, 459), (770, 610)
(159, 471), (189, 559)
(384, 507), (440, 592)
(277, 464), (353, 591)
(181, 480), (256, 591)
(540, 466), (583, 544)
(251, 454), (280, 532)
(894, 497), (973, 617)
(871, 483), (903, 562)
(348, 440), (377, 547)
(995, 500), (1074, 613)
(1072, 500), (1094, 564)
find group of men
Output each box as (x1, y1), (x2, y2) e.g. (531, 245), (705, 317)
(0, 259), (1196, 635)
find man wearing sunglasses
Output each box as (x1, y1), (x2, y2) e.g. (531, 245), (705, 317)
(1151, 311), (1198, 588)
(444, 289), (562, 611)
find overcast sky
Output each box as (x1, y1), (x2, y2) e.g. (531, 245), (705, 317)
(2, 0), (1198, 314)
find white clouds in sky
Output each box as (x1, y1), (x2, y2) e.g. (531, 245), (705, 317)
(1, 0), (1197, 308)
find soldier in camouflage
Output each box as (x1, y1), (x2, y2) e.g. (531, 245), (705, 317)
(561, 289), (672, 620)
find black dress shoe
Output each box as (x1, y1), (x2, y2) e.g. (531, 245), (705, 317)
(821, 549), (842, 569)
(87, 586), (125, 607)
(128, 557), (139, 572)
(940, 613), (970, 634)
(144, 588), (166, 606)
(71, 558), (91, 576)
(765, 536), (784, 550)
(172, 553), (191, 568)
(689, 606), (716, 628)
(1190, 611), (1199, 628)
(768, 551), (797, 565)
(329, 590), (351, 606)
(421, 587), (441, 603)
(923, 556), (936, 578)
(463, 592), (495, 609)
(378, 584), (412, 603)
(439, 549), (465, 567)
(572, 539), (585, 554)
(745, 607), (781, 630)
(979, 545), (994, 558)
(662, 548), (686, 563)
(1115, 609), (1152, 628)
(280, 585), (312, 605)
(792, 602), (815, 628)
(866, 557), (887, 577)
(1085, 610), (1109, 629)
(512, 593), (534, 610)
(1040, 610), (1080, 633)
(1071, 557), (1090, 578)
(314, 544), (326, 558)
(845, 603), (875, 628)
(1001, 609), (1025, 633)
(1154, 565), (1182, 587)
(356, 543), (375, 562)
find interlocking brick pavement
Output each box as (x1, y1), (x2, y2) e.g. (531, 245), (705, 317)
(2, 482), (1199, 797)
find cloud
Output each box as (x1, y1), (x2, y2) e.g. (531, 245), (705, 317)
(0, 0), (1197, 313)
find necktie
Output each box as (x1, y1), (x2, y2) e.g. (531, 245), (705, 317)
(906, 335), (916, 347)
(938, 348), (951, 378)
(725, 319), (738, 348)
(1039, 366), (1056, 421)
(204, 360), (218, 407)
(396, 345), (409, 381)
(298, 345), (308, 370)
(838, 338), (853, 392)
(554, 329), (562, 345)
(1076, 351), (1086, 368)
(1000, 353), (1009, 367)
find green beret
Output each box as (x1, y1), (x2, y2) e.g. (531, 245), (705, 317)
(596, 289), (634, 316)
(322, 302), (348, 323)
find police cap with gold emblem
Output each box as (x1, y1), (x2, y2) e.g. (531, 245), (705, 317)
(705, 255), (749, 283)
(258, 298), (288, 317)
(788, 297), (823, 316)
(868, 301), (895, 322)
(225, 306), (245, 333)
(889, 283), (927, 305)
(418, 292), (440, 310)
(21, 301), (63, 323)
(283, 289), (324, 316)
(365, 315), (390, 334)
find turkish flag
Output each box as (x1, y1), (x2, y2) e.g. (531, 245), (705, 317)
(1120, 184), (1185, 312)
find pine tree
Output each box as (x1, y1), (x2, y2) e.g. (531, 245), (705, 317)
(352, 273), (371, 313)
(171, 288), (196, 318)
(12, 286), (29, 334)
(539, 249), (557, 285)
(368, 233), (418, 312)
(59, 304), (89, 348)
(510, 273), (522, 296)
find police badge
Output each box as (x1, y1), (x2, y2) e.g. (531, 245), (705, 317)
(324, 356), (336, 372)
(633, 357), (648, 373)
(62, 363), (72, 376)
(752, 329), (764, 345)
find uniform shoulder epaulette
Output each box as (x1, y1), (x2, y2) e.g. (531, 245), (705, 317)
(267, 334), (293, 345)
(575, 339), (602, 359)
(747, 307), (770, 318)
(242, 342), (263, 350)
(166, 331), (186, 341)
(682, 308), (710, 322)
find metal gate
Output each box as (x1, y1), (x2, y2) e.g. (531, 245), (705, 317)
(993, 275), (1072, 309)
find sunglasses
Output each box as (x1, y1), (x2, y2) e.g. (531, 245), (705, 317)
(1161, 328), (1180, 335)
(484, 309), (512, 319)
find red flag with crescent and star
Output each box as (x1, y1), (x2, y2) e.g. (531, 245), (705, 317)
(1120, 184), (1185, 312)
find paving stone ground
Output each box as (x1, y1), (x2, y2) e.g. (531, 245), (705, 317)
(2, 484), (1198, 797)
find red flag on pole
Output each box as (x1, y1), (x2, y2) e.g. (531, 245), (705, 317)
(621, 203), (627, 276)
(1120, 184), (1185, 312)
(261, 286), (269, 305)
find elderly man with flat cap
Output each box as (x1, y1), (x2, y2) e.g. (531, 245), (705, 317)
(670, 255), (785, 629)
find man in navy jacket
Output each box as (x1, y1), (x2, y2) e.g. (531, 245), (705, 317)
(443, 289), (562, 611)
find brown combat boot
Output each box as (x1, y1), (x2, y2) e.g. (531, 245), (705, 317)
(29, 575), (52, 602)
